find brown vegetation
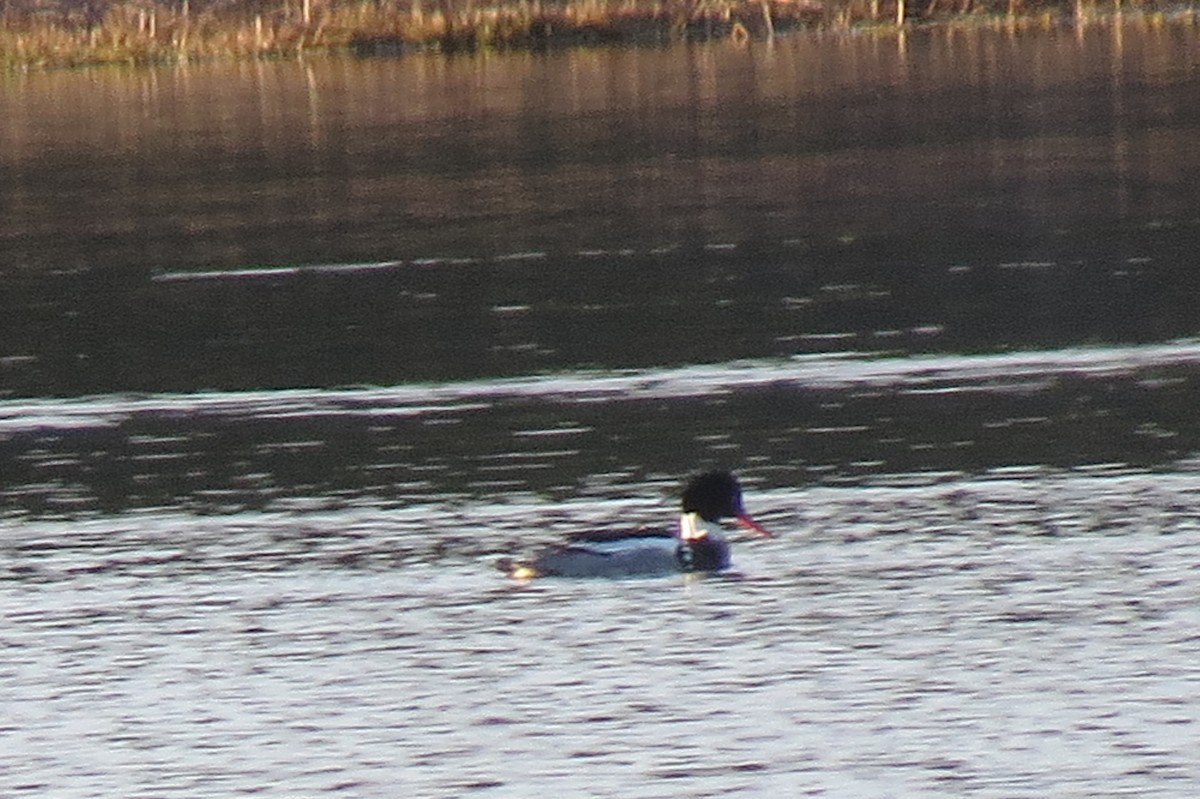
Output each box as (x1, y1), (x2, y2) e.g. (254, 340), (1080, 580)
(0, 0), (1194, 68)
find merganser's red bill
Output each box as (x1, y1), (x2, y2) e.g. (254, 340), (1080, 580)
(736, 513), (773, 538)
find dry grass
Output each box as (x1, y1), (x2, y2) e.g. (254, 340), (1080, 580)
(0, 0), (1195, 68)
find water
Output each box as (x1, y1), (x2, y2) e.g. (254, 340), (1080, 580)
(3, 20), (1200, 797)
(5, 473), (1200, 796)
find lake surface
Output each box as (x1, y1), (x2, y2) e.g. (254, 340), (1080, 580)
(3, 19), (1200, 797)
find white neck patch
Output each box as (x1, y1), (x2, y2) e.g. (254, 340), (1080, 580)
(679, 512), (725, 542)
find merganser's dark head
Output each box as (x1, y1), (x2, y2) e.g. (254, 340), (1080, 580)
(680, 471), (773, 537)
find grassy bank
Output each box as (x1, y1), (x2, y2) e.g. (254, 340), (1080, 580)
(0, 0), (1196, 68)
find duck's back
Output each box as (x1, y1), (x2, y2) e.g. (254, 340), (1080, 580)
(529, 536), (678, 578)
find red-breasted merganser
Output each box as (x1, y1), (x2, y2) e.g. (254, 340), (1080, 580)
(499, 471), (773, 578)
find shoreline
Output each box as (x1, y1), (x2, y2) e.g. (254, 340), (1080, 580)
(1, 1), (1197, 71)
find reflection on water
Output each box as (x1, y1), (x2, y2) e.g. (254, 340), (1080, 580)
(6, 229), (1200, 394)
(2, 24), (1200, 394)
(3, 20), (1200, 799)
(4, 342), (1200, 519)
(3, 473), (1200, 797)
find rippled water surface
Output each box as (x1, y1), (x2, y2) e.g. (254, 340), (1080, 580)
(5, 470), (1200, 797)
(3, 19), (1200, 798)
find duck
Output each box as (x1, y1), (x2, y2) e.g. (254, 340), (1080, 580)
(499, 471), (773, 578)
